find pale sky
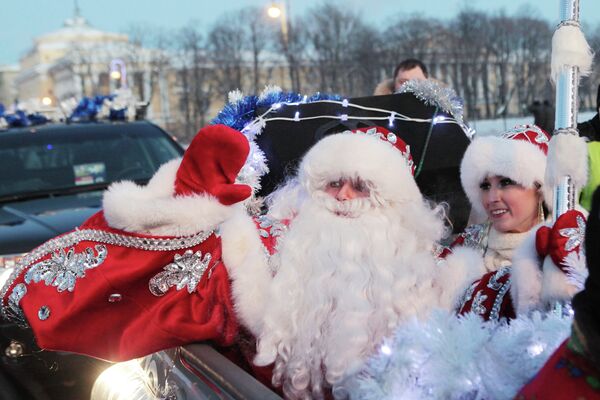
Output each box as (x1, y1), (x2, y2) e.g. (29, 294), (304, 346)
(2, 0), (600, 65)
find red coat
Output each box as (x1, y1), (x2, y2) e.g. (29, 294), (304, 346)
(1, 211), (239, 361)
(457, 267), (516, 321)
(516, 338), (600, 399)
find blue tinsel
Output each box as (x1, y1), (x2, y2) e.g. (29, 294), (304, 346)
(1, 109), (50, 128)
(210, 91), (342, 131)
(68, 95), (115, 122)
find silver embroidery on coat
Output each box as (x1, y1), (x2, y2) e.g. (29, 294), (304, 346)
(559, 215), (586, 252)
(461, 223), (490, 253)
(6, 284), (28, 327)
(149, 250), (212, 296)
(257, 215), (287, 238)
(471, 290), (488, 315)
(24, 245), (107, 293)
(459, 281), (478, 311)
(487, 267), (510, 291)
(1, 228), (213, 321)
(489, 280), (511, 322)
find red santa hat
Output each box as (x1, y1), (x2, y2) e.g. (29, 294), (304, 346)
(103, 124), (253, 236)
(298, 126), (421, 204)
(460, 124), (551, 221)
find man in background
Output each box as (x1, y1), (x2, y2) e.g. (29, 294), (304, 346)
(374, 58), (429, 95)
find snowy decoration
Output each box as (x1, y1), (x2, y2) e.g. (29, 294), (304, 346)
(228, 89), (245, 105)
(337, 309), (572, 400)
(562, 250), (588, 291)
(258, 85), (283, 101)
(398, 80), (464, 125)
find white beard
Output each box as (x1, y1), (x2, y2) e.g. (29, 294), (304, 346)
(254, 192), (445, 399)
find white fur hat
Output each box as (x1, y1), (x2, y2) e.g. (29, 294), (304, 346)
(460, 125), (551, 220)
(298, 126), (421, 204)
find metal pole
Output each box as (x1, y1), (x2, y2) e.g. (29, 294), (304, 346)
(552, 0), (580, 219)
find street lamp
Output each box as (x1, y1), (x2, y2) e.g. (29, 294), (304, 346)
(110, 58), (127, 89)
(267, 2), (288, 46)
(267, 4), (282, 19)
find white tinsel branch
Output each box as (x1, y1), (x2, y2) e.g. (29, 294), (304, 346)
(338, 309), (572, 400)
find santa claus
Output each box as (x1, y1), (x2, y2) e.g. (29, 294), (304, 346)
(233, 127), (449, 399)
(0, 124), (450, 399)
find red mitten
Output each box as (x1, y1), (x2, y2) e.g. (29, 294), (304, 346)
(536, 209), (586, 273)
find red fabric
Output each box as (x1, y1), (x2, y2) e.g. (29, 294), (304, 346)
(458, 269), (516, 321)
(503, 124), (550, 155)
(350, 126), (415, 175)
(516, 339), (600, 399)
(536, 210), (586, 273)
(174, 124), (252, 205)
(6, 211), (240, 362)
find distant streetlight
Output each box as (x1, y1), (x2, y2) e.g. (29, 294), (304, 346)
(41, 96), (52, 106)
(267, 2), (289, 46)
(110, 58), (127, 89)
(110, 70), (122, 81)
(267, 5), (282, 19)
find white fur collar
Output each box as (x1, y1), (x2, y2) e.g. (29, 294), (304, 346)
(103, 159), (236, 236)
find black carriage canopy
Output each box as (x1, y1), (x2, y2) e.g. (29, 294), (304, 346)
(253, 92), (472, 233)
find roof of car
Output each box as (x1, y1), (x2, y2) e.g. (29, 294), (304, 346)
(0, 120), (164, 137)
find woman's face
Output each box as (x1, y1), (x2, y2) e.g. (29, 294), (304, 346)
(480, 175), (541, 233)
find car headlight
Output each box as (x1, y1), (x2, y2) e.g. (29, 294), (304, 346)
(0, 253), (24, 269)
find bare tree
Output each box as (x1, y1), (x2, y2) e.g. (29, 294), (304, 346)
(175, 23), (214, 140)
(303, 4), (380, 96)
(207, 13), (246, 100)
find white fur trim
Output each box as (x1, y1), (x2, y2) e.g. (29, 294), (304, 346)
(460, 136), (547, 220)
(437, 246), (487, 309)
(545, 134), (588, 191)
(220, 209), (271, 336)
(510, 228), (544, 316)
(103, 159), (234, 236)
(299, 133), (421, 204)
(540, 256), (581, 304)
(551, 24), (594, 83)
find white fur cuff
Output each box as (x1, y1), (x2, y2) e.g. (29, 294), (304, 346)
(545, 134), (588, 190)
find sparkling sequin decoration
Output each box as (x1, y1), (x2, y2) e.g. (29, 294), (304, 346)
(149, 250), (212, 296)
(257, 215), (287, 239)
(503, 124), (549, 144)
(25, 245), (107, 293)
(459, 281), (478, 311)
(38, 306), (50, 321)
(108, 293), (122, 303)
(487, 267), (510, 291)
(489, 279), (511, 322)
(471, 290), (488, 315)
(0, 228), (213, 321)
(559, 215), (586, 252)
(6, 284), (27, 327)
(461, 223), (489, 253)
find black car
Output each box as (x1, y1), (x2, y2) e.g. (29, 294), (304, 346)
(0, 120), (184, 400)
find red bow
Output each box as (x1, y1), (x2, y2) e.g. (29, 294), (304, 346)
(535, 210), (586, 273)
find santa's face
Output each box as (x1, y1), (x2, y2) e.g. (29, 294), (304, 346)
(323, 178), (370, 201)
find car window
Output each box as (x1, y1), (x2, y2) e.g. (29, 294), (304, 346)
(0, 125), (181, 198)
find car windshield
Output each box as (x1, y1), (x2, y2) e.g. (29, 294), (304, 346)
(0, 123), (182, 199)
